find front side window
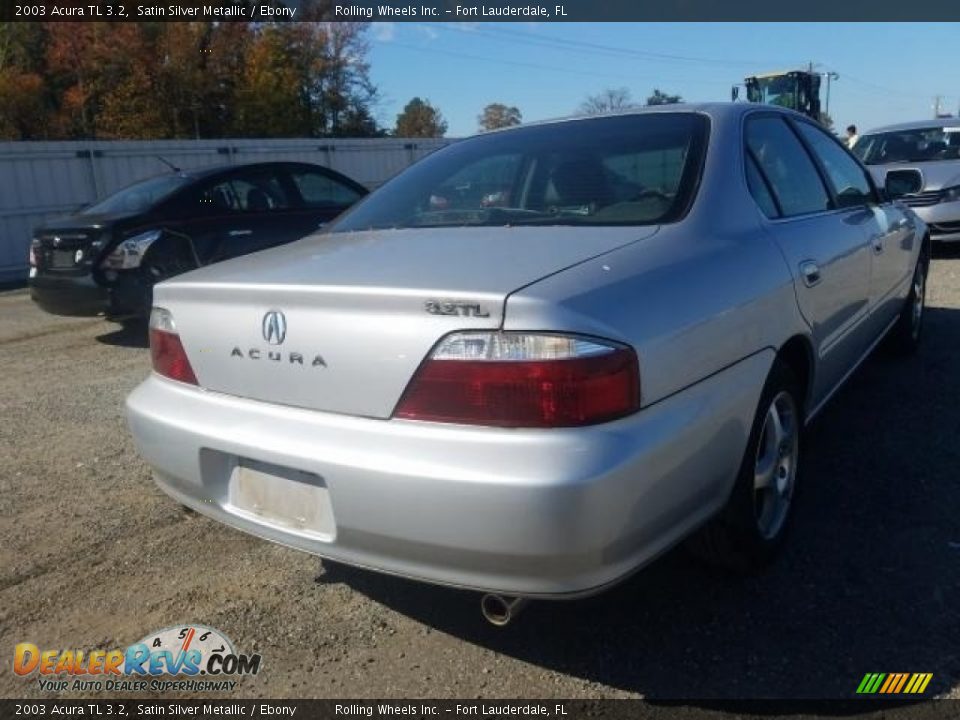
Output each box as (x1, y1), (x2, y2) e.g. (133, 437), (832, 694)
(745, 117), (831, 217)
(197, 170), (291, 214)
(330, 113), (709, 231)
(795, 121), (873, 208)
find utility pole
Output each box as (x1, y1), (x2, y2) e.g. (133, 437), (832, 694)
(824, 72), (839, 120)
(933, 95), (942, 119)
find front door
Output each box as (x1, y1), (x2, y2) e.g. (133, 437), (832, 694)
(792, 118), (919, 333)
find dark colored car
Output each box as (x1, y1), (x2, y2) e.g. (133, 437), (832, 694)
(29, 161), (367, 319)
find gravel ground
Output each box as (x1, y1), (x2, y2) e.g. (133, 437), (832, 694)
(1, 252), (958, 701)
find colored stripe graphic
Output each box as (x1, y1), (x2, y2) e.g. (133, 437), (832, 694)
(893, 673), (909, 693)
(856, 674), (874, 694)
(879, 674), (896, 693)
(857, 672), (933, 694)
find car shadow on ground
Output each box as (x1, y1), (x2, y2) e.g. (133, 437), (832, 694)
(330, 304), (960, 699)
(95, 320), (148, 349)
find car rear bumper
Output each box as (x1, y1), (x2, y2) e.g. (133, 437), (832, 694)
(126, 351), (771, 597)
(30, 271), (150, 318)
(29, 272), (108, 316)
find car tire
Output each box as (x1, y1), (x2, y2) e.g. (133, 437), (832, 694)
(688, 359), (803, 573)
(885, 244), (929, 356)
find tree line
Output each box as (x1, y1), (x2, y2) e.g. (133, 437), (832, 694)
(0, 21), (689, 142)
(0, 22), (384, 141)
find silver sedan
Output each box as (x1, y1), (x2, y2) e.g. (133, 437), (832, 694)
(127, 104), (928, 623)
(854, 119), (960, 243)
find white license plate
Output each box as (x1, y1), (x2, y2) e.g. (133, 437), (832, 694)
(228, 460), (335, 540)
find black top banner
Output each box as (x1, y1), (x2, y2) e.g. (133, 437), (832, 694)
(3, 0), (960, 22)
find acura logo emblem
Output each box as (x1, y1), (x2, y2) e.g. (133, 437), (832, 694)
(262, 310), (287, 346)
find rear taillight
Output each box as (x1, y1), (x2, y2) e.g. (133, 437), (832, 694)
(149, 307), (198, 386)
(395, 332), (639, 428)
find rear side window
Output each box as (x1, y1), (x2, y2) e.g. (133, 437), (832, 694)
(746, 117), (831, 217)
(794, 121), (874, 208)
(745, 154), (779, 218)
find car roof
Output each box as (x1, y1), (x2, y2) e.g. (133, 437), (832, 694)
(862, 119), (960, 134)
(478, 102), (803, 136)
(175, 160), (331, 181)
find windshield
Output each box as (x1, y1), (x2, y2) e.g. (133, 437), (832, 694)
(82, 174), (189, 215)
(853, 125), (960, 165)
(747, 76), (799, 109)
(330, 113), (708, 232)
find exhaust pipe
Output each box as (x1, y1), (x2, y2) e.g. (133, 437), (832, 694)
(480, 594), (529, 627)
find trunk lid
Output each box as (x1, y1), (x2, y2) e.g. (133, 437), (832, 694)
(34, 227), (108, 276)
(158, 225), (657, 418)
(32, 212), (134, 275)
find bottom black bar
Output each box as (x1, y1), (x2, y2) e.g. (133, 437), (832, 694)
(0, 699), (953, 720)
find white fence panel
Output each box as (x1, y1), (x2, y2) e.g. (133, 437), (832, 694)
(0, 137), (451, 283)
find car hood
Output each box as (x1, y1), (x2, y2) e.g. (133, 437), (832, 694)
(867, 160), (960, 191)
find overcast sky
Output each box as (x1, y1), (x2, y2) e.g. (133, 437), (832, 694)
(366, 22), (960, 136)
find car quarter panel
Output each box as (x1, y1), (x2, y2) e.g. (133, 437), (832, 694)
(505, 109), (808, 409)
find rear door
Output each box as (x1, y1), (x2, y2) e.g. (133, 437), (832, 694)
(745, 114), (874, 404)
(177, 167), (300, 263)
(792, 119), (917, 330)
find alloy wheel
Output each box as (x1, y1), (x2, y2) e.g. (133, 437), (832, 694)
(753, 390), (799, 540)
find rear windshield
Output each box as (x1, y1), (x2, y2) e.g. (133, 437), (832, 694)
(330, 113), (709, 231)
(82, 174), (189, 215)
(853, 125), (960, 165)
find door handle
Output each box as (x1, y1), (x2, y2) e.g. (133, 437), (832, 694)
(871, 234), (884, 253)
(799, 260), (821, 287)
(228, 229), (253, 237)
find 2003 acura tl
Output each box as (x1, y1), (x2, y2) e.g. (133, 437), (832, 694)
(126, 104), (929, 625)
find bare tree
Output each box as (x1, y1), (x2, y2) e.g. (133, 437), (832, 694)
(578, 87), (634, 116)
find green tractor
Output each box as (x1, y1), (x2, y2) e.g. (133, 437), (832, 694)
(733, 70), (823, 122)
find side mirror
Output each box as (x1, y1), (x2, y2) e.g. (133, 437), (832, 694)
(884, 170), (922, 200)
(884, 175), (903, 200)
